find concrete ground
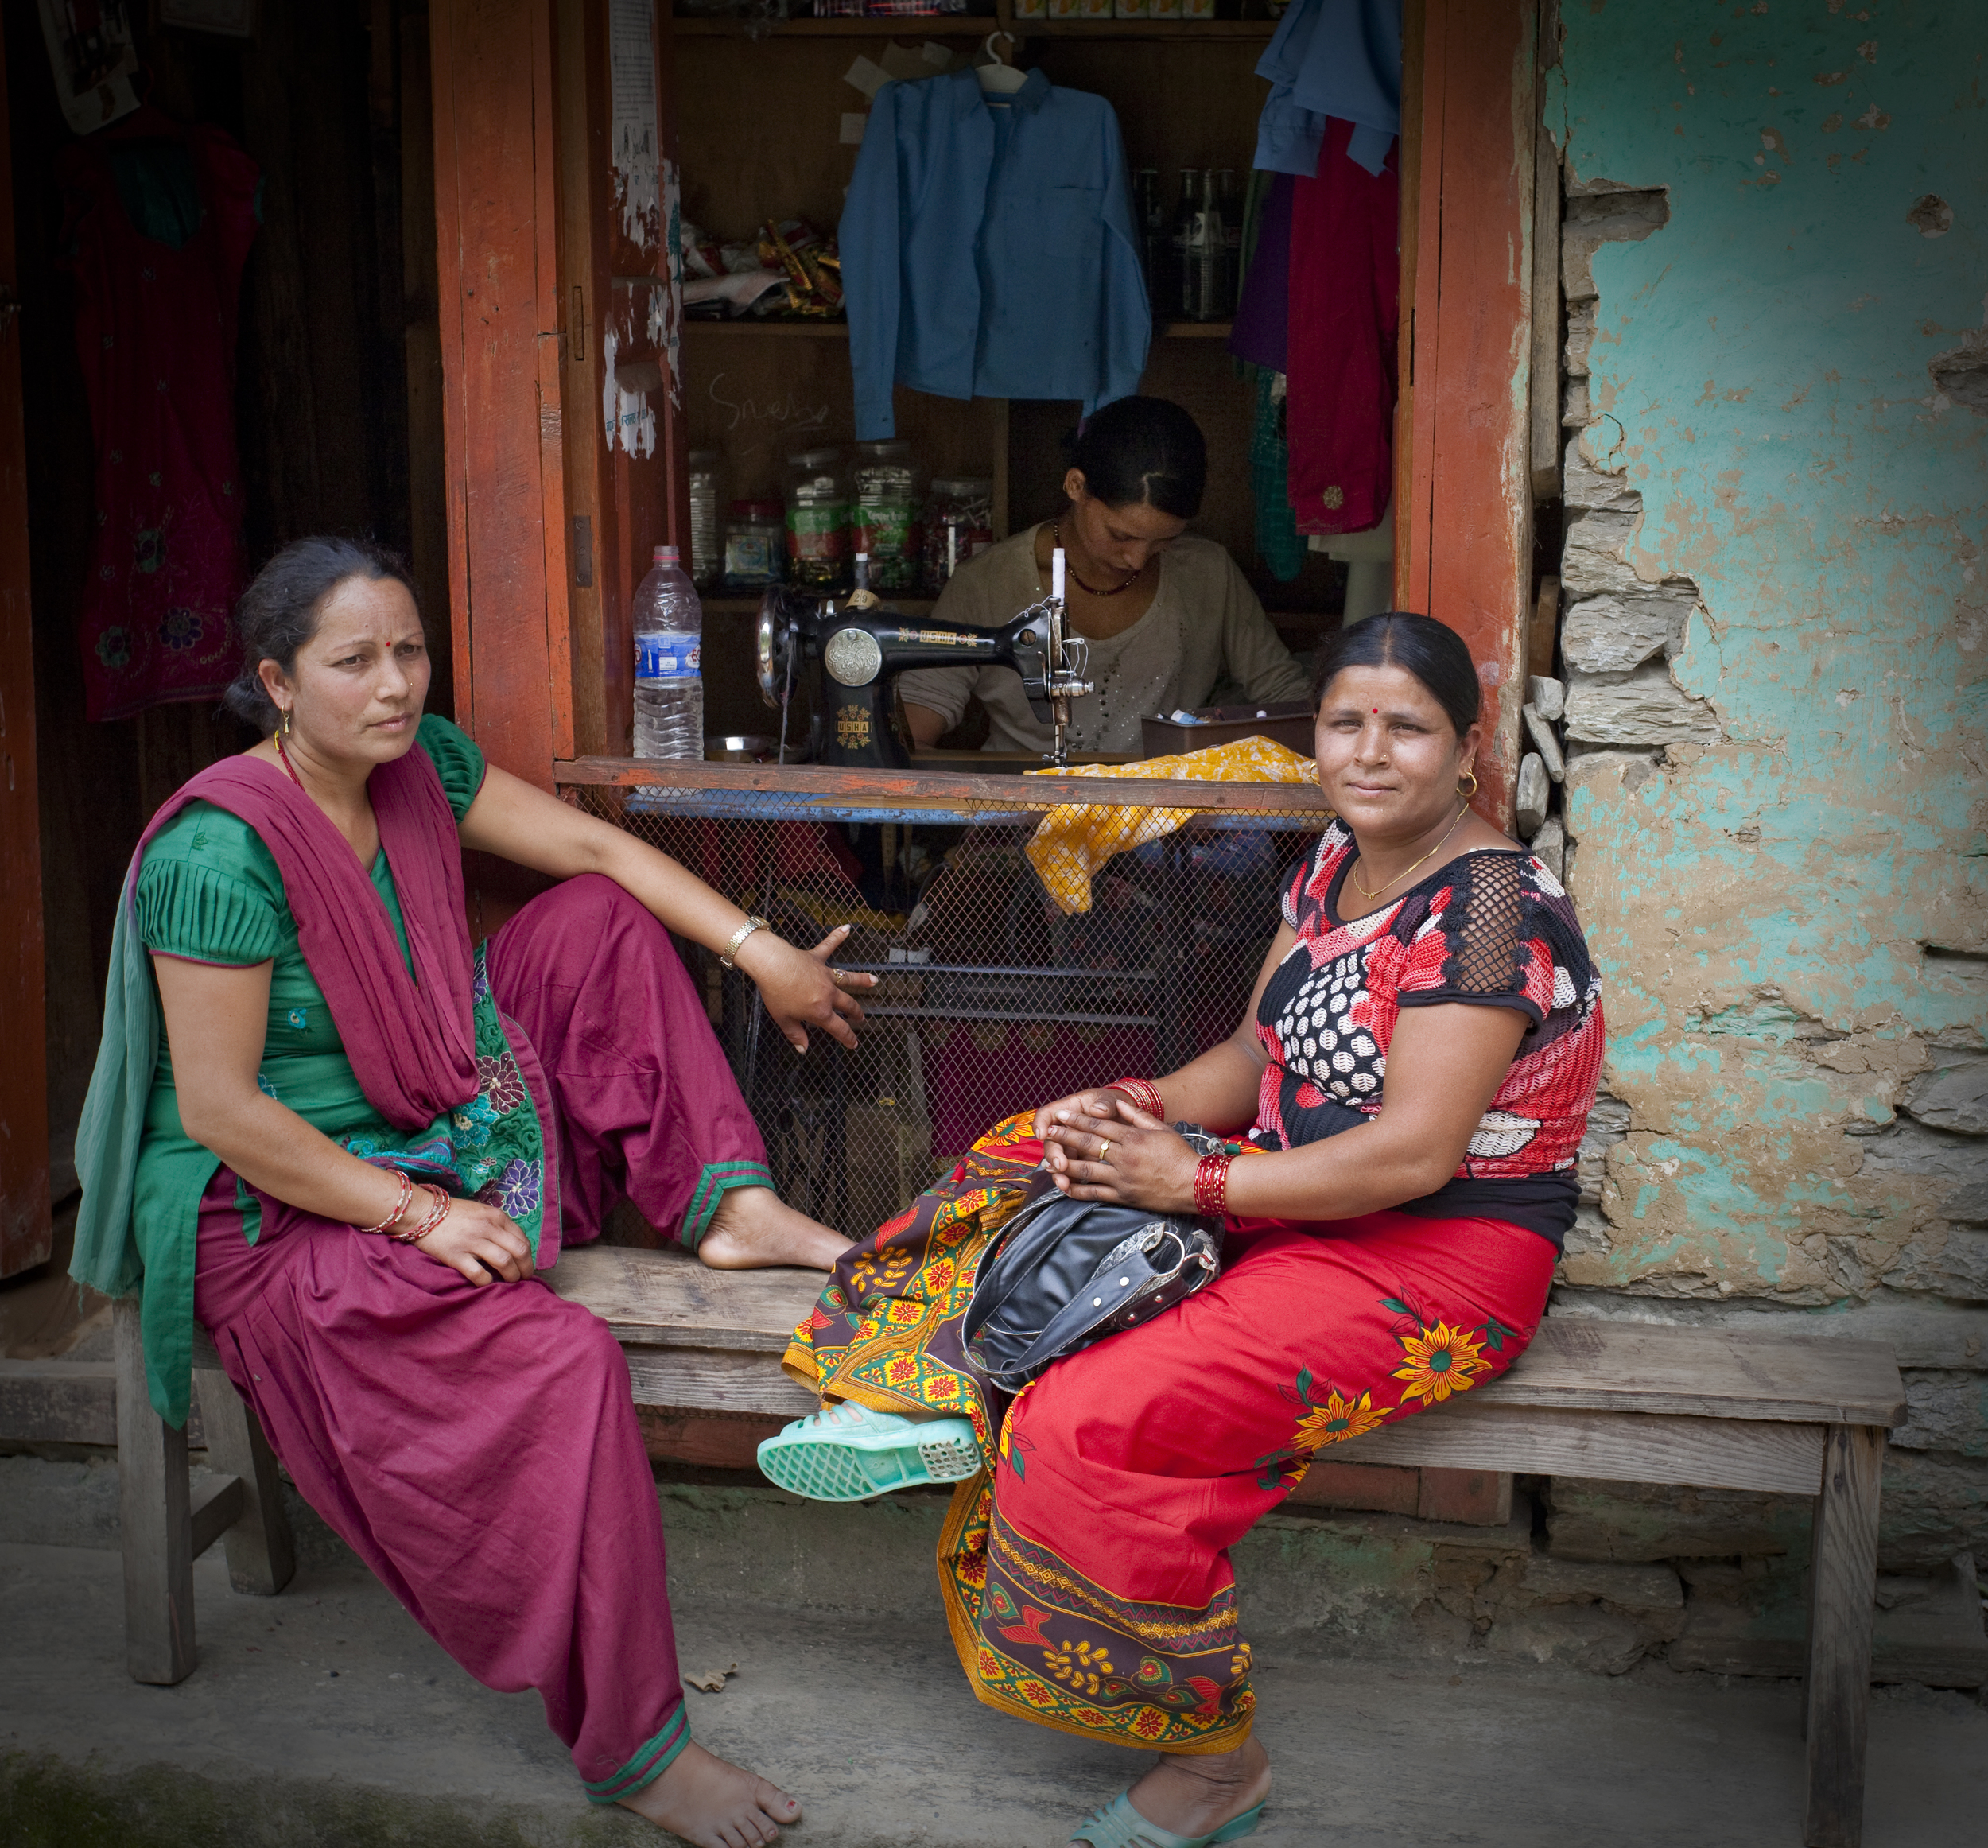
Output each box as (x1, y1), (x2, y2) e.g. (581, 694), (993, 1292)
(3, 1540), (1983, 1848)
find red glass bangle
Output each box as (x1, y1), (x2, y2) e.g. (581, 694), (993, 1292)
(1193, 1151), (1233, 1219)
(1109, 1077), (1166, 1119)
(358, 1169), (414, 1238)
(394, 1183), (452, 1244)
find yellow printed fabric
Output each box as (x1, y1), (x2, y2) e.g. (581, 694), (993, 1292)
(1022, 738), (1319, 915)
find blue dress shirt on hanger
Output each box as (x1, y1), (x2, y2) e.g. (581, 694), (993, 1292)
(840, 68), (1150, 441)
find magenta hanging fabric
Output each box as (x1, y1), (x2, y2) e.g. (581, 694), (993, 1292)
(1285, 118), (1399, 538)
(59, 115), (259, 721)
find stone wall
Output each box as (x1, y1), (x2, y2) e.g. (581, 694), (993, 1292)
(1540, 2), (1986, 1577)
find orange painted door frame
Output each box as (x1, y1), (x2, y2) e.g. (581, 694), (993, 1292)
(1395, 0), (1540, 827)
(432, 0), (682, 779)
(0, 17), (51, 1277)
(429, 0), (575, 790)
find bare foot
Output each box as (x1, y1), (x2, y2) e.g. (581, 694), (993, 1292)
(617, 1739), (799, 1846)
(700, 1186), (852, 1271)
(1099, 1737), (1271, 1842)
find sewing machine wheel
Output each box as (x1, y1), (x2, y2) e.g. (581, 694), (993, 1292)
(756, 591), (798, 709)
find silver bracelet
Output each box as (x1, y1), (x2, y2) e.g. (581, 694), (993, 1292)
(718, 915), (771, 969)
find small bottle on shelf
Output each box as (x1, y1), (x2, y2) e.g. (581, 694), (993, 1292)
(1135, 168), (1167, 309)
(1171, 169), (1203, 323)
(1217, 169), (1241, 320)
(687, 449), (723, 591)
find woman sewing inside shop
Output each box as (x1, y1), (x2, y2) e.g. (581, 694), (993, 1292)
(72, 538), (876, 1848)
(766, 612), (1606, 1847)
(898, 394), (1309, 754)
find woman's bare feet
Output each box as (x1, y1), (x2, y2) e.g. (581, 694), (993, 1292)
(617, 1739), (799, 1846)
(1101, 1737), (1272, 1842)
(700, 1185), (852, 1271)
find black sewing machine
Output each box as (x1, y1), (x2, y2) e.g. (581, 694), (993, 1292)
(756, 564), (1094, 769)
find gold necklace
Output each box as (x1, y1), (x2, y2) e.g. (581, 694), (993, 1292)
(1349, 803), (1471, 903)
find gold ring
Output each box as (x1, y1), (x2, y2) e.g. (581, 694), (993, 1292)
(1097, 1140), (1112, 1159)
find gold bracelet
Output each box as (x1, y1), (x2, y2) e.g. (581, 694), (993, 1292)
(719, 915), (771, 969)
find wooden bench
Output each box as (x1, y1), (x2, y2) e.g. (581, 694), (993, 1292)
(112, 1300), (298, 1687)
(117, 1247), (1904, 1848)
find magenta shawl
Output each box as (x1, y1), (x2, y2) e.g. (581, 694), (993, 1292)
(146, 747), (478, 1126)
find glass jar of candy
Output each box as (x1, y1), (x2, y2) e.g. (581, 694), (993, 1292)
(721, 499), (786, 594)
(851, 440), (926, 596)
(784, 447), (852, 594)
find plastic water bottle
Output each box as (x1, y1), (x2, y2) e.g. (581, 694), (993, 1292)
(631, 544), (704, 759)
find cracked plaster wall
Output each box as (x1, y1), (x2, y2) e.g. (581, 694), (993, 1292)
(1548, 2), (1986, 1564)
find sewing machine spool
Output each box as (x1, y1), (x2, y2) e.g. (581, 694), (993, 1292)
(756, 573), (1093, 770)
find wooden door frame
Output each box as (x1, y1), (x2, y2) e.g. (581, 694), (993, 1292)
(1395, 0), (1539, 828)
(429, 0), (574, 792)
(0, 14), (52, 1277)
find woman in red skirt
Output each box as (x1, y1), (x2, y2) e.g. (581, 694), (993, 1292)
(766, 611), (1606, 1848)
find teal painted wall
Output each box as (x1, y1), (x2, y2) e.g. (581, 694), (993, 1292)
(1549, 1), (1986, 1560)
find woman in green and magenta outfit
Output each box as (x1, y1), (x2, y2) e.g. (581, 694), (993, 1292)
(73, 538), (872, 1848)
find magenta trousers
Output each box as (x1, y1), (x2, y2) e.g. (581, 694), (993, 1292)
(193, 875), (769, 1802)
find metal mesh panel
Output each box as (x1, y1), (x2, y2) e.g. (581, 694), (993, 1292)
(569, 781), (1323, 1236)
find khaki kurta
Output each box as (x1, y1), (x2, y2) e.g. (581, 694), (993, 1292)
(897, 525), (1310, 755)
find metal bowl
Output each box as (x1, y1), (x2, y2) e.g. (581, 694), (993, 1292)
(704, 734), (779, 763)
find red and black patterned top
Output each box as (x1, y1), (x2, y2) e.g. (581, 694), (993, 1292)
(1249, 820), (1606, 1247)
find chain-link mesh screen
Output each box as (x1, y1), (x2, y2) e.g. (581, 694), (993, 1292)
(567, 781), (1325, 1235)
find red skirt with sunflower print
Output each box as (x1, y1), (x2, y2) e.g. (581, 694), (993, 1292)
(782, 1112), (1555, 1755)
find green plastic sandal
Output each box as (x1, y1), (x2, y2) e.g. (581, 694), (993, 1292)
(755, 1401), (981, 1502)
(1068, 1789), (1266, 1848)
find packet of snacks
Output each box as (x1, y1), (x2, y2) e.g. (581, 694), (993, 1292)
(758, 218), (845, 316)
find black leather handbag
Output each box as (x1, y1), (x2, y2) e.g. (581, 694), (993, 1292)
(962, 1129), (1227, 1394)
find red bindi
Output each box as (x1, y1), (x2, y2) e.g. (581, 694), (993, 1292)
(1371, 706), (1378, 713)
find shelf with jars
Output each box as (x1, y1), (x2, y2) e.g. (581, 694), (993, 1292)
(666, 2), (1345, 740)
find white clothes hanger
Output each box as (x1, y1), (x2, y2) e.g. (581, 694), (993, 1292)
(976, 30), (1030, 95)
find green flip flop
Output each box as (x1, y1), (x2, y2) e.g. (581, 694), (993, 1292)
(755, 1401), (981, 1502)
(1068, 1789), (1267, 1848)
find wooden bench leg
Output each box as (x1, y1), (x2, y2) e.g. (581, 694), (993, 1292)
(114, 1298), (196, 1686)
(194, 1365), (296, 1597)
(1803, 1423), (1885, 1848)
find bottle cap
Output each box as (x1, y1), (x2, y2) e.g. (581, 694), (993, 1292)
(654, 545), (679, 564)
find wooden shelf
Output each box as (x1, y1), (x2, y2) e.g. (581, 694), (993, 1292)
(670, 14), (1278, 41)
(684, 318), (848, 335)
(671, 14), (996, 35)
(1019, 19), (1277, 38)
(704, 595), (940, 615)
(686, 318), (1233, 339)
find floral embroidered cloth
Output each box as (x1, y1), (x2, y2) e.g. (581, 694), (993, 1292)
(1022, 736), (1318, 916)
(786, 1111), (1555, 1753)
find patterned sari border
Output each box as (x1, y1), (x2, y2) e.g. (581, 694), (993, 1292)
(679, 1160), (775, 1250)
(582, 1702), (690, 1804)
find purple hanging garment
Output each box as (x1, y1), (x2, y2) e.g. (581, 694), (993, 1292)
(1229, 171), (1295, 375)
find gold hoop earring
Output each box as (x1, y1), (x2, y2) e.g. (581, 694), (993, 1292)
(1458, 768), (1479, 801)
